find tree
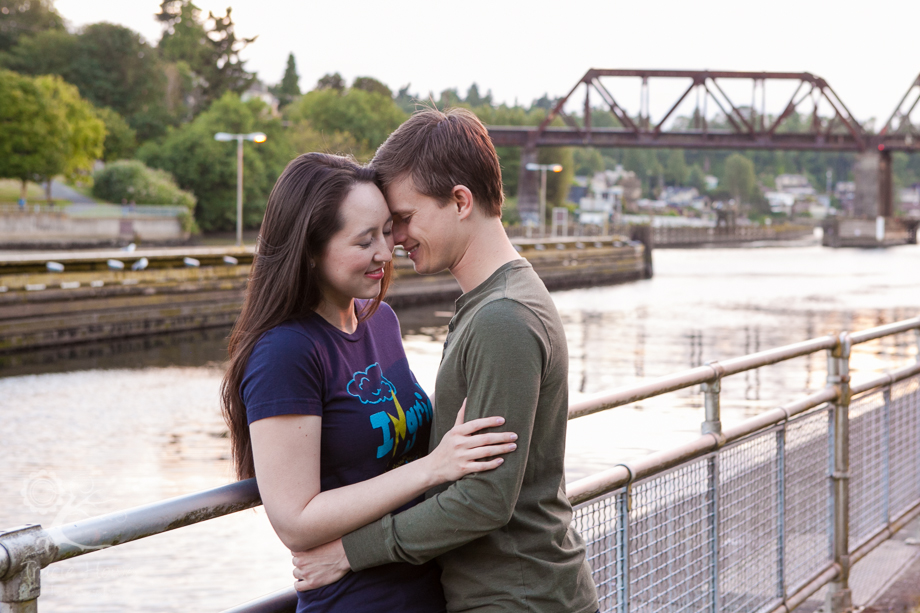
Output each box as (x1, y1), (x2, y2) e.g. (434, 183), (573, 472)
(94, 107), (137, 161)
(0, 0), (64, 53)
(155, 1), (256, 111)
(156, 0), (210, 68)
(465, 83), (492, 108)
(285, 87), (406, 159)
(394, 83), (418, 113)
(438, 87), (461, 108)
(3, 23), (168, 139)
(0, 69), (65, 201)
(92, 160), (194, 206)
(723, 153), (755, 206)
(531, 94), (555, 111)
(573, 148), (604, 176)
(352, 76), (391, 99)
(271, 52), (300, 108)
(687, 164), (707, 192)
(664, 149), (688, 186)
(0, 71), (104, 201)
(316, 72), (345, 91)
(138, 92), (291, 231)
(37, 75), (105, 198)
(538, 147), (575, 210)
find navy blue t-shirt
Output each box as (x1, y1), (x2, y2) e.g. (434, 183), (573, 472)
(241, 302), (445, 613)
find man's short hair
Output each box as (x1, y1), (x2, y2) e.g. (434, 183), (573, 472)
(371, 107), (504, 217)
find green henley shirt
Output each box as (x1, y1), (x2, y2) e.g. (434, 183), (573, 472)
(342, 259), (598, 613)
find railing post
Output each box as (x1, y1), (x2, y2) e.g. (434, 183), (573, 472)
(0, 524), (56, 613)
(701, 363), (724, 436)
(701, 363), (723, 613)
(826, 333), (853, 613)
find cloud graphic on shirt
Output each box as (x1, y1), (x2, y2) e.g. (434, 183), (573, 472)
(347, 363), (395, 405)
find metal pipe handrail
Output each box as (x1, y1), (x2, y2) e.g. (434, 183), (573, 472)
(850, 361), (920, 395)
(567, 386), (840, 505)
(569, 335), (841, 419)
(0, 480), (260, 579)
(849, 316), (920, 345)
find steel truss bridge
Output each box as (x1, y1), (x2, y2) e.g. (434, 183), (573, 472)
(488, 69), (920, 217)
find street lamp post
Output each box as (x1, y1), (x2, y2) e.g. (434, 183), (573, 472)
(214, 132), (267, 246)
(525, 163), (563, 237)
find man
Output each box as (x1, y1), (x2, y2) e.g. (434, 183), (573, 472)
(293, 107), (598, 613)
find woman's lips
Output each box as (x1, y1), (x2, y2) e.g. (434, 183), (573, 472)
(365, 267), (384, 280)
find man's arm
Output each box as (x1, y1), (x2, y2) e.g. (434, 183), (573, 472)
(343, 300), (548, 569)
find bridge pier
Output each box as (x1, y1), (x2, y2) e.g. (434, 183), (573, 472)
(852, 150), (893, 218)
(516, 145), (540, 227)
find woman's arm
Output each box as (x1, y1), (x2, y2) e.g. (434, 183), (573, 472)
(250, 404), (516, 552)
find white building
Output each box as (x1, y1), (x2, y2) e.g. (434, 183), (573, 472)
(775, 174), (816, 196)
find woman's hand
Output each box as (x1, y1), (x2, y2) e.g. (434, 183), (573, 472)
(425, 400), (517, 485)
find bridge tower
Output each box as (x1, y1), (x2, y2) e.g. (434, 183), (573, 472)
(516, 144), (540, 225)
(853, 149), (894, 218)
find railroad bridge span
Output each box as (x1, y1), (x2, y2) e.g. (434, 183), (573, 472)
(487, 69), (920, 221)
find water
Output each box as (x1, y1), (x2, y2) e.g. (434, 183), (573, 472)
(1, 245), (918, 611)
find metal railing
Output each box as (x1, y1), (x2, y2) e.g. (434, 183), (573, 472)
(1, 317), (919, 613)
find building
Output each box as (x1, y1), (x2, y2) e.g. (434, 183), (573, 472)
(241, 82), (280, 116)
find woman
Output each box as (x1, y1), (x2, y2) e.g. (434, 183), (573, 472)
(220, 153), (517, 613)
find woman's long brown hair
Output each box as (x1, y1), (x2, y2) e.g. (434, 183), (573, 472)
(221, 153), (392, 480)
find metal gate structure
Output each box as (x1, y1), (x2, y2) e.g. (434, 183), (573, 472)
(1, 317), (918, 613)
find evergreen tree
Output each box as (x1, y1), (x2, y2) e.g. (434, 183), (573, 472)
(271, 52), (300, 108)
(155, 1), (256, 111)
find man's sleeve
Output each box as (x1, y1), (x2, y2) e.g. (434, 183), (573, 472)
(341, 300), (548, 569)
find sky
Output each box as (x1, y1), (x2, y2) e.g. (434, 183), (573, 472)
(54, 0), (920, 128)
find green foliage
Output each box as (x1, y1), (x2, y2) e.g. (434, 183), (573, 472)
(723, 153), (756, 204)
(687, 165), (707, 192)
(157, 1), (211, 68)
(465, 83), (492, 108)
(664, 149), (688, 186)
(394, 84), (419, 113)
(538, 147), (575, 209)
(438, 87), (462, 108)
(574, 148), (605, 176)
(138, 92), (291, 232)
(286, 120), (361, 158)
(92, 160), (195, 206)
(155, 1), (255, 113)
(285, 87), (406, 159)
(0, 71), (103, 191)
(352, 76), (391, 98)
(0, 69), (64, 184)
(94, 106), (137, 161)
(45, 75), (106, 179)
(2, 23), (168, 140)
(316, 72), (345, 91)
(0, 0), (64, 52)
(271, 52), (300, 108)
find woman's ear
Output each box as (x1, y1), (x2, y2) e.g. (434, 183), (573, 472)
(452, 185), (475, 220)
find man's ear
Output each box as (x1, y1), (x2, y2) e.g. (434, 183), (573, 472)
(452, 185), (475, 220)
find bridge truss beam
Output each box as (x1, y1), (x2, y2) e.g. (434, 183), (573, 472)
(489, 69), (868, 151)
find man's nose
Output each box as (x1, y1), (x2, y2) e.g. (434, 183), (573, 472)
(392, 219), (407, 245)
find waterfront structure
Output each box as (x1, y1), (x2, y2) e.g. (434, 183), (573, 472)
(2, 317), (919, 612)
(489, 69), (920, 223)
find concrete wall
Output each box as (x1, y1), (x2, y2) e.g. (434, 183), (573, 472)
(0, 213), (187, 244)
